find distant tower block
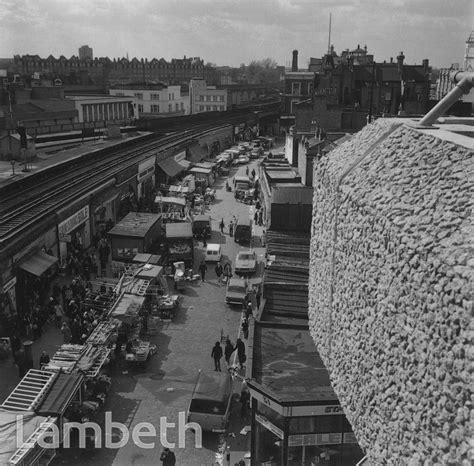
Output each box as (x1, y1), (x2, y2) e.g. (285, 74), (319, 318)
(79, 45), (93, 60)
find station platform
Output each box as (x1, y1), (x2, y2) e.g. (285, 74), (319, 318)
(0, 131), (151, 189)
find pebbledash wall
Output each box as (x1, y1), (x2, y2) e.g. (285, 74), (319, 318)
(308, 118), (473, 464)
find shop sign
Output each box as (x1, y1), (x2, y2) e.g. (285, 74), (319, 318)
(314, 87), (337, 96)
(288, 432), (342, 447)
(59, 234), (72, 243)
(58, 205), (90, 237)
(343, 432), (358, 444)
(138, 157), (155, 174)
(1, 276), (17, 293)
(288, 405), (343, 417)
(248, 388), (283, 414)
(255, 414), (284, 440)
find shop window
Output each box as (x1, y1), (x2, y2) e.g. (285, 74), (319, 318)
(289, 416), (317, 434)
(288, 443), (343, 466)
(255, 418), (283, 466)
(315, 415), (343, 433)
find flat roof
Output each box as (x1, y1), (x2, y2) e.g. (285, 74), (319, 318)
(108, 212), (161, 238)
(251, 322), (337, 403)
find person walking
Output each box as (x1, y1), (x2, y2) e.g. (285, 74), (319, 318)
(160, 447), (176, 465)
(254, 210), (259, 224)
(251, 168), (256, 179)
(235, 338), (246, 370)
(240, 388), (250, 418)
(219, 218), (225, 233)
(211, 341), (223, 371)
(61, 322), (72, 344)
(215, 261), (223, 284)
(223, 262), (232, 283)
(199, 260), (207, 282)
(224, 339), (234, 367)
(245, 166), (249, 176)
(229, 221), (234, 237)
(202, 231), (207, 247)
(241, 318), (249, 339)
(39, 351), (50, 368)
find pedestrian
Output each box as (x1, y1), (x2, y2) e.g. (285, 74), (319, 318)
(211, 341), (223, 371)
(39, 351), (50, 368)
(235, 338), (246, 370)
(245, 166), (249, 176)
(160, 447), (176, 466)
(229, 221), (234, 237)
(240, 388), (250, 418)
(219, 218), (225, 233)
(54, 303), (63, 327)
(14, 347), (26, 378)
(61, 322), (72, 344)
(258, 210), (263, 227)
(223, 262), (232, 283)
(251, 168), (256, 179)
(224, 339), (234, 367)
(256, 285), (261, 310)
(245, 301), (253, 320)
(199, 260), (207, 282)
(215, 261), (223, 284)
(202, 231), (207, 247)
(254, 210), (259, 224)
(241, 318), (249, 339)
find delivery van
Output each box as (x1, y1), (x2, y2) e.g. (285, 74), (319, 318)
(187, 371), (233, 432)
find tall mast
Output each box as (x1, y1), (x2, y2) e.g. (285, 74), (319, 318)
(327, 13), (332, 54)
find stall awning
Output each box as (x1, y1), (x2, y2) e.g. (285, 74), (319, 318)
(158, 157), (190, 178)
(19, 251), (58, 277)
(110, 293), (145, 324)
(188, 143), (207, 163)
(37, 373), (84, 416)
(154, 196), (186, 206)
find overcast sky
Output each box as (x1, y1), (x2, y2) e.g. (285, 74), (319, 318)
(1, 0), (472, 68)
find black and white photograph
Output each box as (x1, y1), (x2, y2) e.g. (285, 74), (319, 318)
(0, 1), (472, 465)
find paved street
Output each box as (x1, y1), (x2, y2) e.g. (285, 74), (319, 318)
(49, 156), (268, 466)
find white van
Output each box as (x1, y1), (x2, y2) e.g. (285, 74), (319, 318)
(187, 371), (233, 432)
(205, 244), (222, 262)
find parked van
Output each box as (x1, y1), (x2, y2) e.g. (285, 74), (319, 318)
(205, 244), (222, 262)
(234, 218), (252, 244)
(192, 215), (211, 239)
(234, 175), (252, 192)
(187, 371), (233, 432)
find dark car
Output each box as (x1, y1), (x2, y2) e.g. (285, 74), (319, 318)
(225, 278), (247, 306)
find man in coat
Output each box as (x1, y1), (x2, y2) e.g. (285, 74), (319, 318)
(211, 341), (223, 371)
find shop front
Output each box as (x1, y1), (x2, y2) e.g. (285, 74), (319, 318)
(157, 151), (191, 185)
(58, 205), (91, 262)
(247, 321), (365, 466)
(137, 157), (156, 202)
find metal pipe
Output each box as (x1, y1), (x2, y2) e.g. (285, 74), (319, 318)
(419, 71), (474, 126)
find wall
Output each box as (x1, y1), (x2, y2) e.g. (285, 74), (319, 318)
(308, 118), (473, 464)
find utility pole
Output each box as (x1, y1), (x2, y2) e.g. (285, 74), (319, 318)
(368, 61), (376, 123)
(327, 13), (332, 55)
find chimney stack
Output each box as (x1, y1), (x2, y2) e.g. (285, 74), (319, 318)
(422, 58), (429, 72)
(292, 50), (298, 71)
(397, 51), (405, 73)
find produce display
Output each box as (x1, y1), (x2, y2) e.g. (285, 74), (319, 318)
(86, 319), (119, 346)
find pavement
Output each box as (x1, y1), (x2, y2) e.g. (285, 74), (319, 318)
(0, 148), (278, 465)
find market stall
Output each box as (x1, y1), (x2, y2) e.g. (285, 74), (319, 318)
(86, 319), (119, 347)
(0, 408), (56, 466)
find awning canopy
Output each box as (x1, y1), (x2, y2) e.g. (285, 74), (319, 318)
(19, 251), (58, 277)
(188, 143), (207, 163)
(110, 293), (145, 324)
(36, 373), (84, 416)
(154, 196), (186, 206)
(158, 157), (189, 178)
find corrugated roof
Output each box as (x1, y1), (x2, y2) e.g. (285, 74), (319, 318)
(108, 213), (161, 238)
(37, 373), (83, 415)
(264, 287), (308, 318)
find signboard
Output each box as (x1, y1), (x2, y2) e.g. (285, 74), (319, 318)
(58, 205), (90, 237)
(58, 234), (72, 243)
(314, 87), (337, 96)
(1, 277), (16, 294)
(248, 388), (283, 414)
(255, 414), (284, 440)
(343, 432), (358, 444)
(287, 404), (343, 417)
(288, 432), (342, 447)
(174, 150), (186, 163)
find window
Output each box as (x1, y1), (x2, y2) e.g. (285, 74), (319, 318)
(134, 93), (143, 100)
(181, 102), (184, 110)
(308, 83), (314, 95)
(151, 93), (160, 100)
(206, 95), (211, 101)
(213, 105), (218, 111)
(292, 82), (301, 95)
(168, 104), (172, 112)
(213, 95), (217, 101)
(175, 103), (179, 111)
(114, 92), (125, 96)
(199, 105), (204, 111)
(151, 104), (160, 113)
(219, 95), (224, 101)
(138, 104), (144, 113)
(206, 105), (211, 111)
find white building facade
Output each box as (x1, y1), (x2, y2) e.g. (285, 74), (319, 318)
(109, 86), (189, 117)
(66, 95), (136, 123)
(189, 78), (227, 114)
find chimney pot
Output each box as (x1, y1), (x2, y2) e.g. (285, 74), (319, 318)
(292, 50), (299, 71)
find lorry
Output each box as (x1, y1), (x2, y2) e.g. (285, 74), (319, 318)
(165, 222), (194, 268)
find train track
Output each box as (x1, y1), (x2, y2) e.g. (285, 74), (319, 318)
(0, 124), (230, 244)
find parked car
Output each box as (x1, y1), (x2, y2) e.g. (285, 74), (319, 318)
(237, 155), (249, 165)
(225, 278), (248, 306)
(234, 250), (257, 275)
(205, 244), (222, 262)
